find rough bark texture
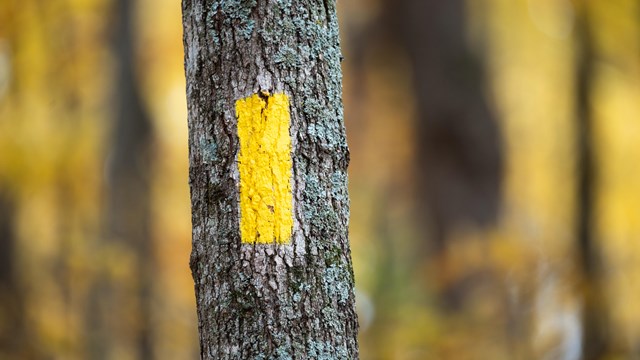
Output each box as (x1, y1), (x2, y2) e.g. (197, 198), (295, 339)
(182, 0), (359, 359)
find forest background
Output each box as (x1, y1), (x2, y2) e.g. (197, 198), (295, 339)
(1, 0), (639, 359)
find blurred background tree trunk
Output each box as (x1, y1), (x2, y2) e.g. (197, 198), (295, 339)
(574, 4), (611, 359)
(86, 0), (155, 357)
(0, 190), (27, 358)
(390, 0), (503, 309)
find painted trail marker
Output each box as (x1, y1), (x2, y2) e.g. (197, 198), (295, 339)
(236, 92), (293, 244)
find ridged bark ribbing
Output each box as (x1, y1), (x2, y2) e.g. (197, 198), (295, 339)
(182, 0), (359, 358)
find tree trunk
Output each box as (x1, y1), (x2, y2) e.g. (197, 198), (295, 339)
(0, 190), (27, 358)
(574, 5), (610, 359)
(87, 0), (155, 357)
(390, 0), (503, 309)
(394, 0), (502, 253)
(182, 0), (359, 359)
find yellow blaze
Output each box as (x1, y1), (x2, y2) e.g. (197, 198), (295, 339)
(236, 92), (293, 244)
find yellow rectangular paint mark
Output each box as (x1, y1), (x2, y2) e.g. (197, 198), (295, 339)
(236, 92), (293, 244)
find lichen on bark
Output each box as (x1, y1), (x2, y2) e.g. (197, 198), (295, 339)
(182, 0), (359, 358)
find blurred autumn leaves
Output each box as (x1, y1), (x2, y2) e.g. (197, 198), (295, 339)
(0, 0), (194, 358)
(1, 0), (640, 359)
(342, 0), (640, 358)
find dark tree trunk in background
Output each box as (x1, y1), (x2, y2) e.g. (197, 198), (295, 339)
(107, 0), (155, 354)
(87, 0), (154, 357)
(574, 6), (610, 359)
(0, 191), (27, 358)
(182, 0), (359, 358)
(390, 0), (503, 307)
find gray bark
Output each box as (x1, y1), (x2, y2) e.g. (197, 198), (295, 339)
(182, 0), (359, 359)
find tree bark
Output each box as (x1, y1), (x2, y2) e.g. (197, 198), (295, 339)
(182, 0), (359, 359)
